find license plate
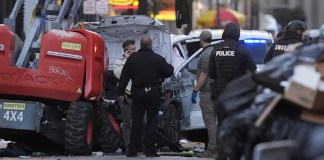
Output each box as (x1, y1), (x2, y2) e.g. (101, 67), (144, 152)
(0, 100), (42, 131)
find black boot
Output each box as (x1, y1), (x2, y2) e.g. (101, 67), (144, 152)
(126, 145), (138, 157)
(124, 145), (130, 155)
(144, 148), (159, 157)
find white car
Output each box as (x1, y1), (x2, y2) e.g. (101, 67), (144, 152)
(166, 29), (274, 133)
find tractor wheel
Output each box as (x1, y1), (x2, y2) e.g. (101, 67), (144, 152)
(96, 106), (124, 153)
(162, 103), (181, 151)
(65, 102), (94, 155)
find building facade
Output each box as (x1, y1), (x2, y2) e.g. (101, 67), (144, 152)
(259, 0), (324, 29)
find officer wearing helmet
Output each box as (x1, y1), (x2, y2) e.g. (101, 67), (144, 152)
(263, 20), (307, 63)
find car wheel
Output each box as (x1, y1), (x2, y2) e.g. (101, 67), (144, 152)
(162, 103), (181, 151)
(96, 105), (124, 153)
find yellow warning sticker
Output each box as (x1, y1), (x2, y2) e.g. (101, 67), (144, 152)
(62, 42), (81, 51)
(3, 102), (25, 110)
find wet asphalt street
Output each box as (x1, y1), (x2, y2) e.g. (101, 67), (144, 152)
(7, 154), (213, 160)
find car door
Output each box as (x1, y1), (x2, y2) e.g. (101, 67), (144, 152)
(173, 39), (209, 130)
(172, 37), (226, 130)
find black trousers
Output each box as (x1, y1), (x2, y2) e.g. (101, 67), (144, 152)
(129, 87), (160, 153)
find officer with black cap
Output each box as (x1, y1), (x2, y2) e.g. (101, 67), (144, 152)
(264, 20), (307, 63)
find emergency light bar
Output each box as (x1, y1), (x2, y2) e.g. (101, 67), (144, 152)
(244, 39), (267, 43)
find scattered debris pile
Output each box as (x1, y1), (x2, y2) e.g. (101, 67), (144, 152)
(216, 40), (324, 160)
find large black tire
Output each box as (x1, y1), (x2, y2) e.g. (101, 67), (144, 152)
(65, 102), (94, 155)
(96, 105), (124, 153)
(161, 103), (181, 151)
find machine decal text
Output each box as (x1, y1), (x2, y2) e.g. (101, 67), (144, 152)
(3, 102), (25, 110)
(61, 42), (81, 51)
(47, 51), (82, 60)
(49, 66), (74, 82)
(0, 70), (59, 84)
(3, 111), (23, 122)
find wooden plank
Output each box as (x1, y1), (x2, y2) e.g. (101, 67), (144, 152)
(255, 95), (282, 127)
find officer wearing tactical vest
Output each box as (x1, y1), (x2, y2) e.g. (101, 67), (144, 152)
(209, 22), (256, 101)
(191, 30), (217, 158)
(263, 20), (307, 63)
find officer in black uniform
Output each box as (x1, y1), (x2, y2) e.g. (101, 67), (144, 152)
(118, 36), (174, 157)
(209, 22), (256, 101)
(263, 20), (307, 63)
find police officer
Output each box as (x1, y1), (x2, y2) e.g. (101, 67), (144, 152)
(113, 40), (136, 154)
(191, 30), (217, 158)
(209, 22), (256, 103)
(118, 36), (174, 157)
(263, 20), (307, 63)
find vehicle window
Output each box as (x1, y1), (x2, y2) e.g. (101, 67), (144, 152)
(211, 38), (222, 43)
(172, 46), (186, 71)
(187, 57), (198, 74)
(181, 43), (189, 59)
(174, 45), (184, 58)
(241, 39), (272, 64)
(179, 51), (201, 75)
(185, 41), (201, 58)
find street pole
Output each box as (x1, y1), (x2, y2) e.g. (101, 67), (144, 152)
(251, 0), (259, 30)
(138, 0), (148, 15)
(216, 0), (221, 28)
(153, 0), (158, 17)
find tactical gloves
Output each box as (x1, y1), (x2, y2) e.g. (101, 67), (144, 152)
(191, 90), (198, 104)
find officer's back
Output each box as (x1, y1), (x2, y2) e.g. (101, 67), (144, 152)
(209, 23), (256, 125)
(117, 36), (173, 157)
(126, 49), (172, 88)
(118, 36), (174, 93)
(209, 22), (256, 91)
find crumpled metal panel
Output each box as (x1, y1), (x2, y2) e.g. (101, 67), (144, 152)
(86, 15), (172, 71)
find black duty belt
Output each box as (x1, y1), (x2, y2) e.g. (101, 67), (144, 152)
(133, 83), (160, 89)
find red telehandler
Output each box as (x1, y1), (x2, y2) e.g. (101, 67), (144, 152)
(0, 0), (123, 155)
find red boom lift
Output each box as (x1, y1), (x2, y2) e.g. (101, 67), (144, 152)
(0, 0), (123, 155)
